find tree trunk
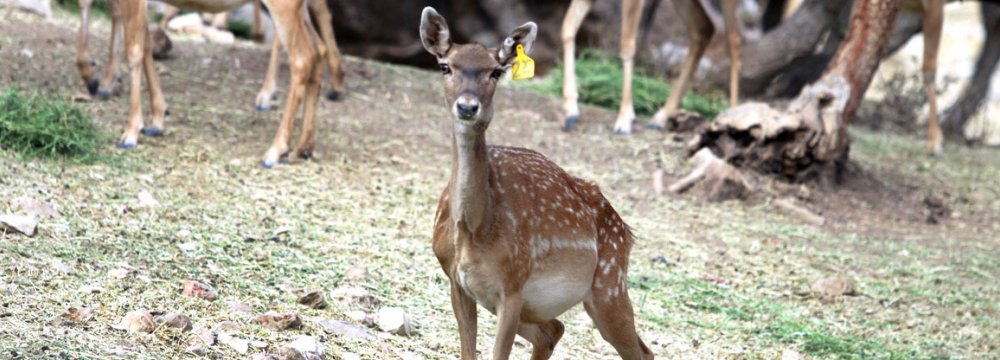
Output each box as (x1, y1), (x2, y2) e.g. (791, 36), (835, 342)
(942, 2), (1000, 138)
(689, 0), (902, 187)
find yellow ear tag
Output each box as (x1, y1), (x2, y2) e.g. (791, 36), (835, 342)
(511, 44), (535, 81)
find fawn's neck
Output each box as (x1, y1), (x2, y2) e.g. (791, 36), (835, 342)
(450, 131), (493, 236)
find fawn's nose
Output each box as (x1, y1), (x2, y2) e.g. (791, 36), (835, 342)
(455, 94), (480, 120)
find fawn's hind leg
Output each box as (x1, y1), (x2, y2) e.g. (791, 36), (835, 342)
(517, 320), (565, 360)
(583, 290), (653, 359)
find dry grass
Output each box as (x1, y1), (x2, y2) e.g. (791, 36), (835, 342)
(1, 9), (998, 360)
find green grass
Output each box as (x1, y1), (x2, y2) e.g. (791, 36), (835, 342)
(635, 274), (914, 359)
(529, 49), (727, 118)
(55, 0), (111, 18)
(226, 19), (255, 40)
(0, 89), (105, 162)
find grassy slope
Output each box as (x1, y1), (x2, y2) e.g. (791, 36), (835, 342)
(1, 10), (999, 360)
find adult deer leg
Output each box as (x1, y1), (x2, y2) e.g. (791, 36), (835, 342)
(252, 0), (265, 42)
(922, 0), (944, 156)
(140, 26), (168, 137)
(612, 0), (645, 134)
(308, 0), (346, 100)
(649, 0), (714, 130)
(293, 12), (324, 160)
(95, 0), (123, 99)
(261, 0), (317, 168)
(117, 0), (149, 149)
(516, 320), (565, 360)
(76, 0), (99, 94)
(255, 36), (282, 111)
(722, 0), (741, 106)
(560, 0), (595, 132)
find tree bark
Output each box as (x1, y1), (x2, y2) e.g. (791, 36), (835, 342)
(739, 0), (851, 95)
(690, 0), (902, 187)
(942, 2), (1000, 138)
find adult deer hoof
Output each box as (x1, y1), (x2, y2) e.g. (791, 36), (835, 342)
(645, 123), (666, 131)
(297, 149), (313, 160)
(115, 141), (136, 149)
(260, 160), (275, 169)
(86, 79), (100, 96)
(141, 127), (165, 137)
(612, 128), (632, 135)
(255, 103), (271, 112)
(325, 90), (342, 101)
(96, 88), (113, 100)
(563, 115), (579, 132)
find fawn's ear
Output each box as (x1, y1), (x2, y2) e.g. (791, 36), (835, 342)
(497, 22), (538, 66)
(420, 7), (452, 59)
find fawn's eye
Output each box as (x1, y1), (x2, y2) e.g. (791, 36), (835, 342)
(440, 63), (451, 75)
(490, 69), (505, 80)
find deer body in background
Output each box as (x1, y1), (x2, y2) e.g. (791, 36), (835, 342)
(561, 0), (741, 134)
(421, 7), (653, 360)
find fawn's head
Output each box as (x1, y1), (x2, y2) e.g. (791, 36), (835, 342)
(419, 7), (537, 136)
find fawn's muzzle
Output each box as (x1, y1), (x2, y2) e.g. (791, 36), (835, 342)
(454, 94), (480, 120)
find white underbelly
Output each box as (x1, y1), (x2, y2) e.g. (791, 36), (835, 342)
(521, 269), (594, 321)
(162, 0), (250, 13)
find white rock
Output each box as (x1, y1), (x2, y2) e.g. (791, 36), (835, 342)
(12, 196), (58, 218)
(339, 352), (361, 360)
(107, 267), (130, 279)
(279, 335), (324, 360)
(218, 332), (250, 354)
(781, 348), (804, 360)
(50, 260), (74, 274)
(376, 307), (413, 336)
(202, 27), (235, 44)
(0, 215), (38, 236)
(137, 190), (159, 207)
(167, 13), (205, 35)
(178, 242), (200, 252)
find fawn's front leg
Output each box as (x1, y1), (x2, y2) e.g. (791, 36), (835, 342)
(492, 292), (524, 360)
(451, 280), (479, 360)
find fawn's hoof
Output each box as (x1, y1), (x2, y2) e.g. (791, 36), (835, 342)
(115, 141), (136, 149)
(297, 149), (313, 160)
(563, 115), (579, 132)
(141, 127), (165, 137)
(260, 160), (275, 169)
(255, 103), (271, 112)
(612, 128), (632, 135)
(325, 90), (342, 101)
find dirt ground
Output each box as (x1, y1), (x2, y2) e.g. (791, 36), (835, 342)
(1, 7), (999, 360)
